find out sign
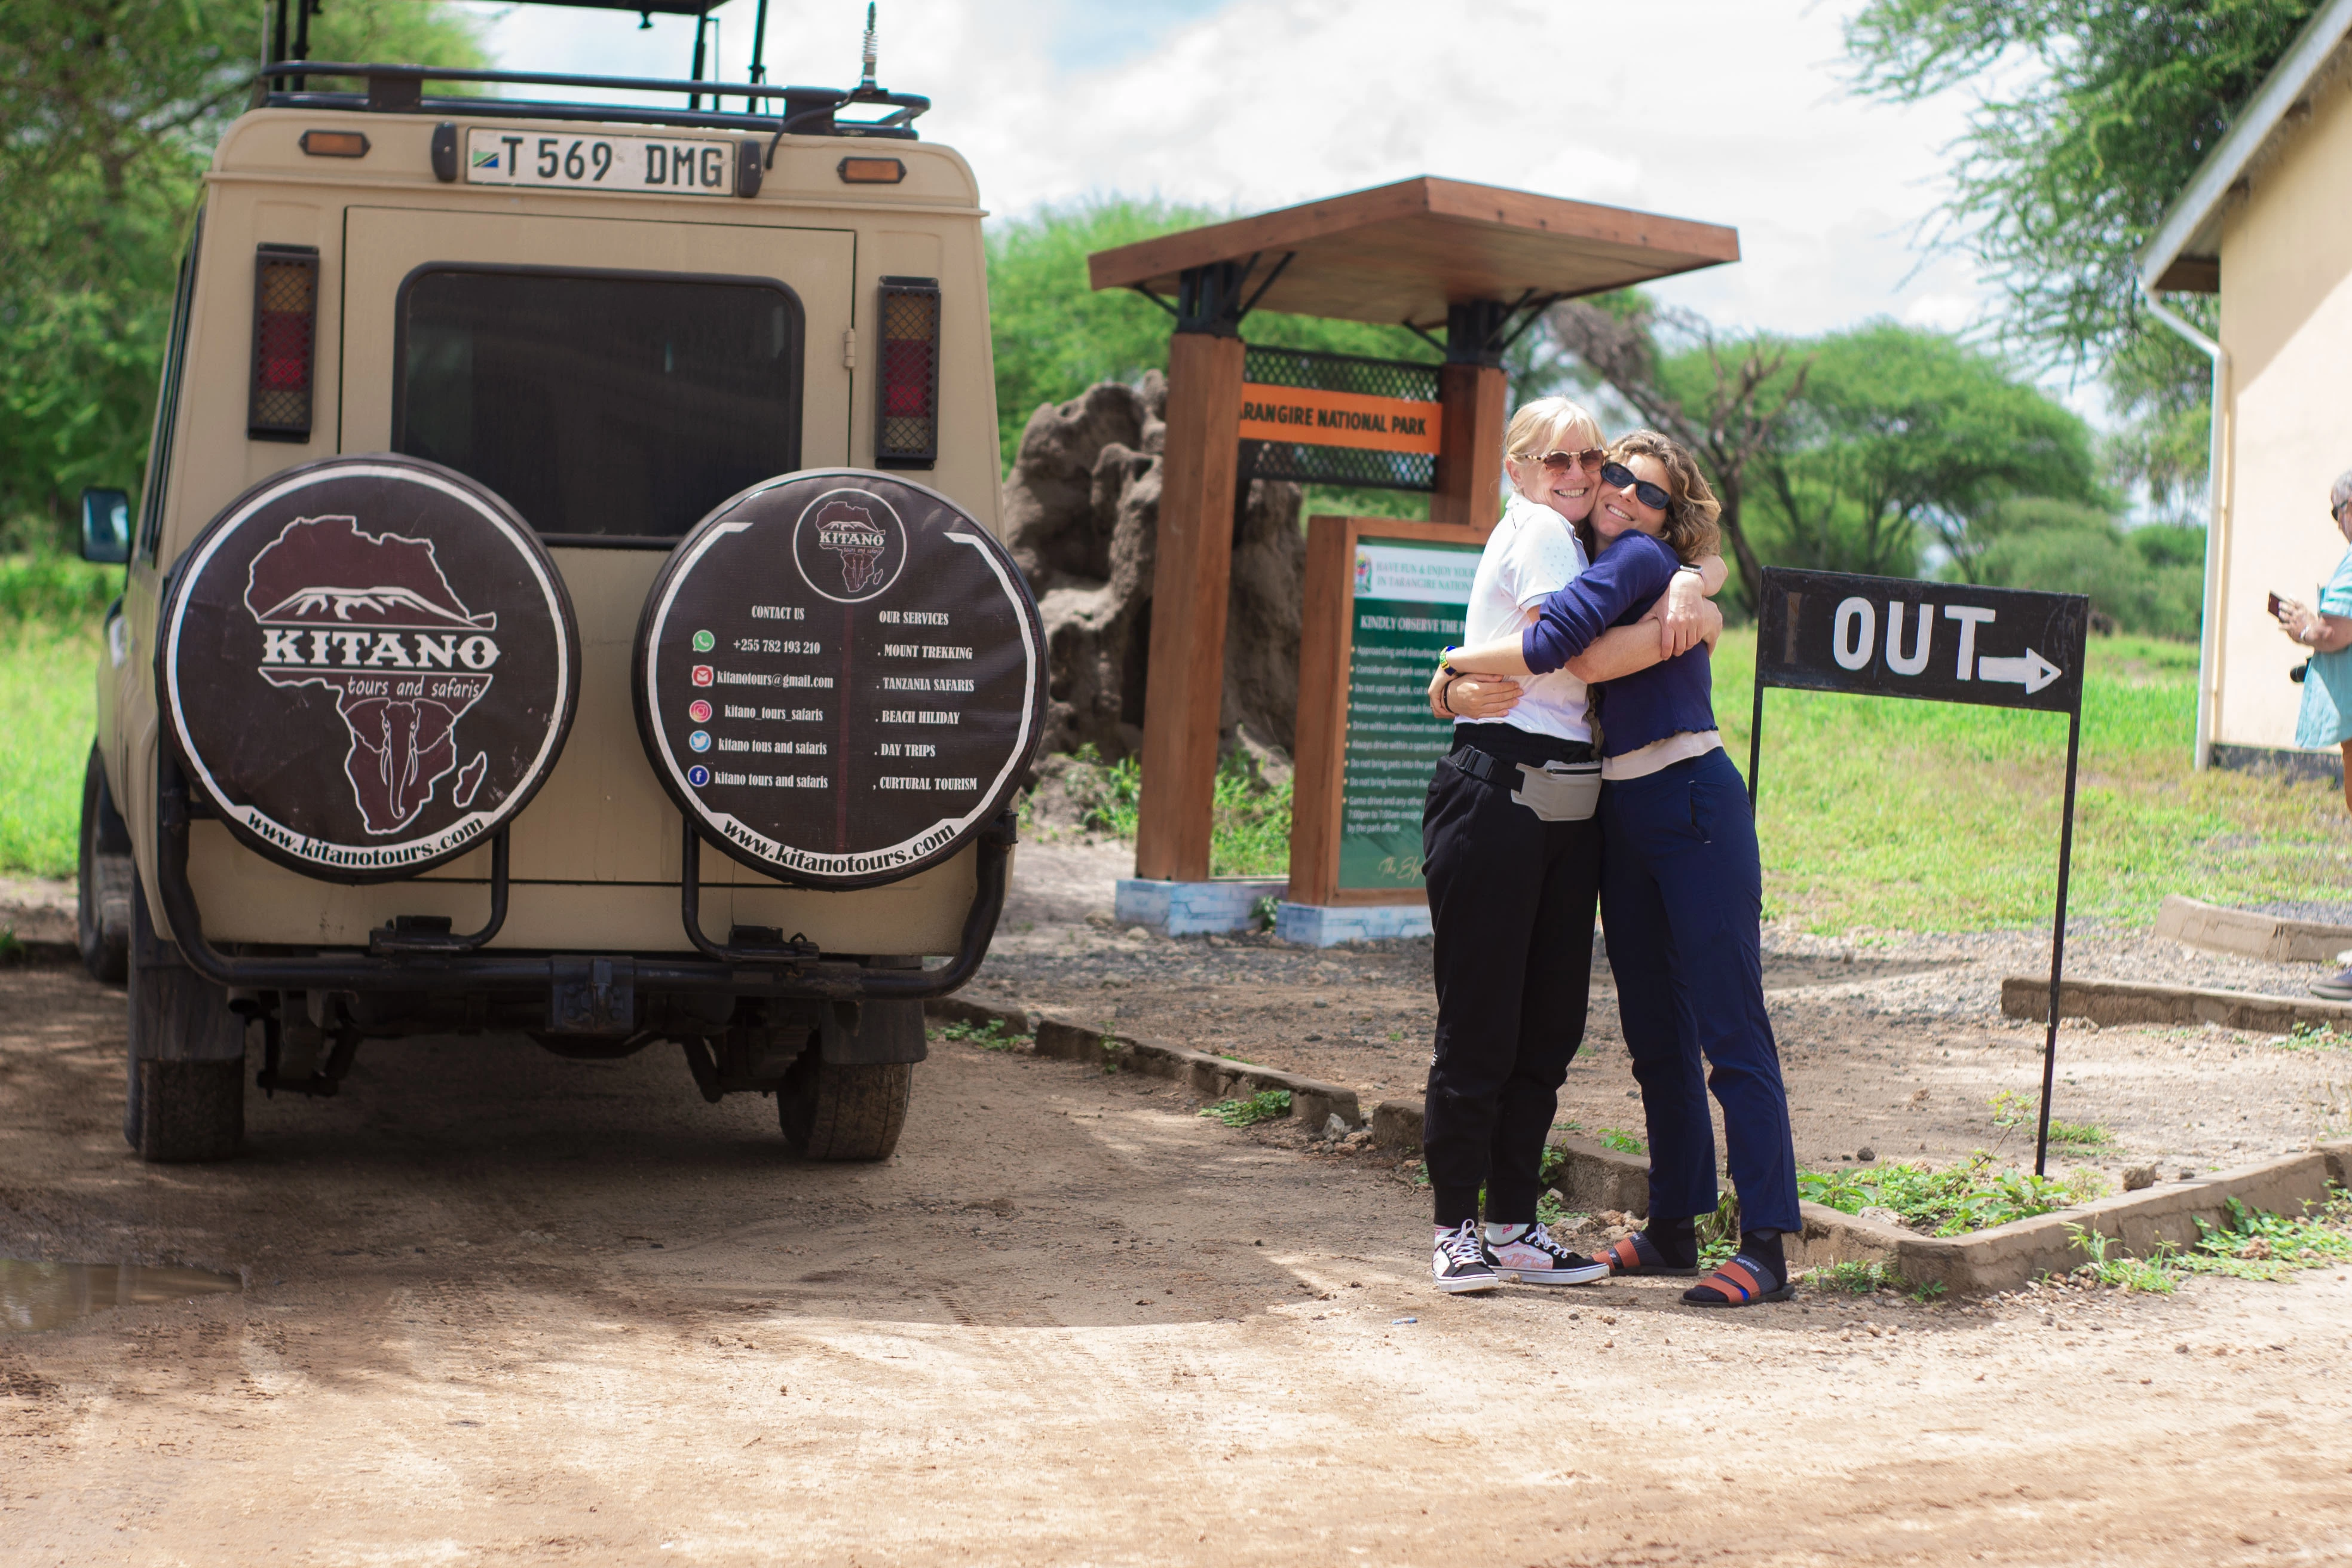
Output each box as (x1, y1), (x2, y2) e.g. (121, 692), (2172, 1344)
(1754, 568), (2088, 715)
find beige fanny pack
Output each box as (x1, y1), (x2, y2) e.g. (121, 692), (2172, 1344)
(1511, 759), (1601, 822)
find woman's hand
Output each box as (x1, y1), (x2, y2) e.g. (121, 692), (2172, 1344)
(1428, 665), (1523, 721)
(1656, 569), (1713, 657)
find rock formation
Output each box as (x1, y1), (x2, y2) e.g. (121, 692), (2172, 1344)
(1003, 374), (1304, 768)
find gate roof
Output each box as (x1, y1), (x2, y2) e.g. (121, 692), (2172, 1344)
(1087, 176), (1739, 326)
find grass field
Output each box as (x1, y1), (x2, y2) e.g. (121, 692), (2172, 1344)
(1, 615), (101, 880)
(1714, 629), (2352, 931)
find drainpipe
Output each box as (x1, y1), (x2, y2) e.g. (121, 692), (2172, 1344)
(2137, 278), (2230, 770)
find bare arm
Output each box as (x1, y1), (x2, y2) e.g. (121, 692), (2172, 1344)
(2277, 598), (2352, 653)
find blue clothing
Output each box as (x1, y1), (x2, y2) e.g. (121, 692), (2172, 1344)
(1520, 531), (1716, 758)
(2296, 546), (2352, 749)
(1599, 749), (1801, 1233)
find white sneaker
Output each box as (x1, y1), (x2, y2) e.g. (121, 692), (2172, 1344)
(1432, 1220), (1500, 1294)
(1489, 1223), (1609, 1285)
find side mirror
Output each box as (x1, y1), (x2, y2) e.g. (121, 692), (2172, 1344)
(80, 488), (131, 565)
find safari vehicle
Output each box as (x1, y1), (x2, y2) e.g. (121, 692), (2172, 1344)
(74, 2), (1043, 1163)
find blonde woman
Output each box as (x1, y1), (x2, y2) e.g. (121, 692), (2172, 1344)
(1416, 400), (1725, 1295)
(1439, 431), (1800, 1307)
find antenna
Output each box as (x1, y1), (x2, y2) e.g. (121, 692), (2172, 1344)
(859, 3), (878, 91)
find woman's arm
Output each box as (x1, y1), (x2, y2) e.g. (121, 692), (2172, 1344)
(1648, 555), (1728, 658)
(1567, 598), (1723, 683)
(1451, 539), (1673, 675)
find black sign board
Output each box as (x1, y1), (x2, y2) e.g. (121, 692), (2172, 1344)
(160, 455), (580, 883)
(634, 470), (1046, 890)
(1749, 567), (2090, 1175)
(1756, 569), (2088, 712)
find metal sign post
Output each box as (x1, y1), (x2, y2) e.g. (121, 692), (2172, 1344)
(1750, 568), (2091, 1177)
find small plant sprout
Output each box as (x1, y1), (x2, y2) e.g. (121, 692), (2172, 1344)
(935, 1018), (1028, 1052)
(1598, 1128), (1646, 1155)
(1200, 1089), (1292, 1128)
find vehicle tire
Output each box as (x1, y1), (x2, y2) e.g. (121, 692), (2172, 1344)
(779, 1054), (911, 1160)
(77, 746), (132, 985)
(123, 877), (246, 1163)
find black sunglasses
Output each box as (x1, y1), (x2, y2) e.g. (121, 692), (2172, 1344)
(1600, 461), (1673, 513)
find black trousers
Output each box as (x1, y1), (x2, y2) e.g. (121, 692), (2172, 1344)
(1420, 724), (1603, 1228)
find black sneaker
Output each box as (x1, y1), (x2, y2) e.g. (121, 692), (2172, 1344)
(1490, 1223), (1609, 1285)
(2313, 965), (2352, 1002)
(1431, 1220), (1500, 1294)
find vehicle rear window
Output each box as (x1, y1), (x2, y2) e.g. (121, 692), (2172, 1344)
(395, 266), (803, 544)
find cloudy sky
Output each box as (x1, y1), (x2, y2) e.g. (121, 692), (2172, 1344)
(455, 0), (1994, 342)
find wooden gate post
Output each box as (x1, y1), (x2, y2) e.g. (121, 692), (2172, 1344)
(1132, 324), (1247, 881)
(1429, 300), (1510, 535)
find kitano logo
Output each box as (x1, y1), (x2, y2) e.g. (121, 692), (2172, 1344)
(243, 515), (496, 834)
(792, 488), (906, 604)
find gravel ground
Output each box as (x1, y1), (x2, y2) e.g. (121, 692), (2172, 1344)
(4, 961), (2351, 1564)
(982, 839), (2352, 1182)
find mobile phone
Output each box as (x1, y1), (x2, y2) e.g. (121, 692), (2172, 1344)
(2270, 591), (2287, 617)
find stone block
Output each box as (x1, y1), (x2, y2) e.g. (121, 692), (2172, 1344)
(1114, 877), (1286, 936)
(1274, 901), (1432, 947)
(2000, 975), (2352, 1034)
(2156, 893), (2352, 964)
(1371, 1098), (1425, 1152)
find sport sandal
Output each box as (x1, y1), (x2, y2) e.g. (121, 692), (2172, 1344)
(1682, 1254), (1796, 1307)
(1604, 1232), (1699, 1278)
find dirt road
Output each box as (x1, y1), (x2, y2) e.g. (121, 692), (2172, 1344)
(4, 959), (2351, 1566)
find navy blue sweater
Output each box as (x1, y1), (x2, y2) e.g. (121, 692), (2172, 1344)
(1519, 531), (1716, 760)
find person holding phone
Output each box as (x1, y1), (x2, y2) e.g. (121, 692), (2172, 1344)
(2274, 467), (2352, 999)
(1416, 399), (1726, 1294)
(1440, 431), (1800, 1307)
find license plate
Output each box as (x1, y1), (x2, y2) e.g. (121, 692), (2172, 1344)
(463, 128), (736, 196)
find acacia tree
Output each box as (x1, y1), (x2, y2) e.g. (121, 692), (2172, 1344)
(1843, 0), (2324, 505)
(1752, 322), (2105, 580)
(1545, 296), (1811, 607)
(0, 1), (483, 542)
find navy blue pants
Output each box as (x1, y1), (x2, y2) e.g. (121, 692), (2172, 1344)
(1599, 748), (1800, 1233)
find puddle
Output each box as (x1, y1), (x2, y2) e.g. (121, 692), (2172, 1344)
(1, 1260), (242, 1334)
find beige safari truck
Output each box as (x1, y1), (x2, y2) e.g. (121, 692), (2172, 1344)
(73, 2), (1044, 1164)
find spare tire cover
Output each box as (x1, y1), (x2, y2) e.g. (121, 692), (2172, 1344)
(634, 470), (1045, 889)
(160, 455), (579, 883)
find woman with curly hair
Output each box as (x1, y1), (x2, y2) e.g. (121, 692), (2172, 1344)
(1436, 430), (1802, 1307)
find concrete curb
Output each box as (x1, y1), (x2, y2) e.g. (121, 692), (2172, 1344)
(2001, 975), (2352, 1033)
(1794, 1148), (2351, 1296)
(1365, 1097), (1649, 1215)
(2155, 894), (2352, 964)
(1, 939), (79, 967)
(931, 999), (2350, 1297)
(1364, 1096), (2352, 1297)
(923, 999), (1362, 1131)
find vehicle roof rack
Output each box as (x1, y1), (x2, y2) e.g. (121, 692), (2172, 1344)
(256, 1), (922, 140)
(256, 62), (927, 140)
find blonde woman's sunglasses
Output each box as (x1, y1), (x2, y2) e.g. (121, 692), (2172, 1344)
(1522, 447), (1606, 473)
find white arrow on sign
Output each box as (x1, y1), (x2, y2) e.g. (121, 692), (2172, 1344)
(1977, 648), (2062, 694)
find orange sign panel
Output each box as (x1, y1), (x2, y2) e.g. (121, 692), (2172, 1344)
(1237, 384), (1443, 455)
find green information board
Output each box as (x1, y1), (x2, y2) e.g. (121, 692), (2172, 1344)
(1339, 536), (1481, 890)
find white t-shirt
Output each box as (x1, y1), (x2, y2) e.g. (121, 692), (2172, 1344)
(1459, 492), (1591, 743)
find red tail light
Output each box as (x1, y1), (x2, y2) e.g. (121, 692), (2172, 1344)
(874, 275), (939, 469)
(249, 244), (320, 441)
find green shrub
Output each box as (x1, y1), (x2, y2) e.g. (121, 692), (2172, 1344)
(1200, 1089), (1291, 1128)
(1969, 513), (2202, 639)
(0, 552), (117, 623)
